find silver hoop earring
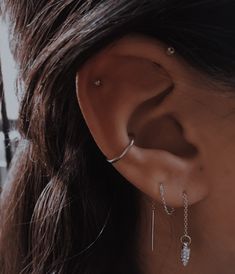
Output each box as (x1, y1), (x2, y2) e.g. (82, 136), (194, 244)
(106, 138), (135, 164)
(159, 183), (175, 215)
(180, 191), (191, 267)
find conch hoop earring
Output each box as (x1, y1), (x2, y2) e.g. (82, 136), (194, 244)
(159, 183), (175, 215)
(106, 138), (135, 164)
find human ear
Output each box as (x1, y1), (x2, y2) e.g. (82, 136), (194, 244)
(75, 34), (208, 207)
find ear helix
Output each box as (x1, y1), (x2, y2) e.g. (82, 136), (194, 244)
(93, 46), (176, 88)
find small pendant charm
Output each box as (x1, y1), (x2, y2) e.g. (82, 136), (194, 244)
(181, 242), (191, 267)
(180, 234), (191, 267)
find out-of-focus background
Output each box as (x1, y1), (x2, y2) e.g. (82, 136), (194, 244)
(0, 18), (20, 187)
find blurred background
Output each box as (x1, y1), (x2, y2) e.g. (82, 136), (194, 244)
(0, 18), (20, 187)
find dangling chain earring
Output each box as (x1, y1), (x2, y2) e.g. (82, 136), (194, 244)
(151, 183), (175, 252)
(152, 184), (192, 268)
(159, 183), (175, 215)
(180, 191), (191, 266)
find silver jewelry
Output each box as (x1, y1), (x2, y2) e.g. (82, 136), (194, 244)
(94, 79), (102, 87)
(151, 201), (156, 251)
(106, 138), (135, 164)
(159, 183), (175, 215)
(166, 47), (176, 56)
(180, 191), (191, 267)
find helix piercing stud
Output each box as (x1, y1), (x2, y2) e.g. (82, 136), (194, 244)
(94, 79), (102, 87)
(166, 47), (176, 56)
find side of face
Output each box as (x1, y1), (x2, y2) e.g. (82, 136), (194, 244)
(75, 34), (235, 209)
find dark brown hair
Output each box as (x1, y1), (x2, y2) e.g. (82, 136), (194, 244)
(1, 0), (235, 273)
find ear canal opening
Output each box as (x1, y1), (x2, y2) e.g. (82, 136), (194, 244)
(129, 114), (198, 159)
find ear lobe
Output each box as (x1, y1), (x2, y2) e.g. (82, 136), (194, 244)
(111, 139), (207, 208)
(75, 35), (209, 208)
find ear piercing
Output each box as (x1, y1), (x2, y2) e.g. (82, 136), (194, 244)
(159, 183), (175, 215)
(166, 46), (176, 56)
(152, 183), (191, 266)
(106, 138), (135, 164)
(94, 79), (102, 87)
(151, 183), (175, 252)
(94, 47), (174, 87)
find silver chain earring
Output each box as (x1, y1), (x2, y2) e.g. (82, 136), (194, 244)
(180, 191), (191, 267)
(159, 183), (175, 215)
(151, 183), (175, 252)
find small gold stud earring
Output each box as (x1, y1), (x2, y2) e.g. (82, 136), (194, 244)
(166, 47), (176, 56)
(94, 79), (102, 87)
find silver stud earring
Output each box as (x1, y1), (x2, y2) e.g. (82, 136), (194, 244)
(94, 79), (102, 87)
(180, 191), (191, 267)
(166, 46), (176, 56)
(106, 138), (135, 164)
(159, 183), (175, 215)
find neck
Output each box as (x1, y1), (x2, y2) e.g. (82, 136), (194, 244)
(137, 193), (235, 274)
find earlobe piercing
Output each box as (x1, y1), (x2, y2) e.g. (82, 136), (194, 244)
(166, 46), (176, 56)
(106, 138), (135, 164)
(159, 183), (175, 215)
(151, 183), (175, 252)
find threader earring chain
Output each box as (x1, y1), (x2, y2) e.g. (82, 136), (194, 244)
(151, 183), (175, 252)
(151, 202), (156, 252)
(159, 183), (175, 215)
(152, 185), (192, 267)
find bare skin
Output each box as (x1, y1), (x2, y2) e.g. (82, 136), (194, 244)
(76, 34), (235, 274)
